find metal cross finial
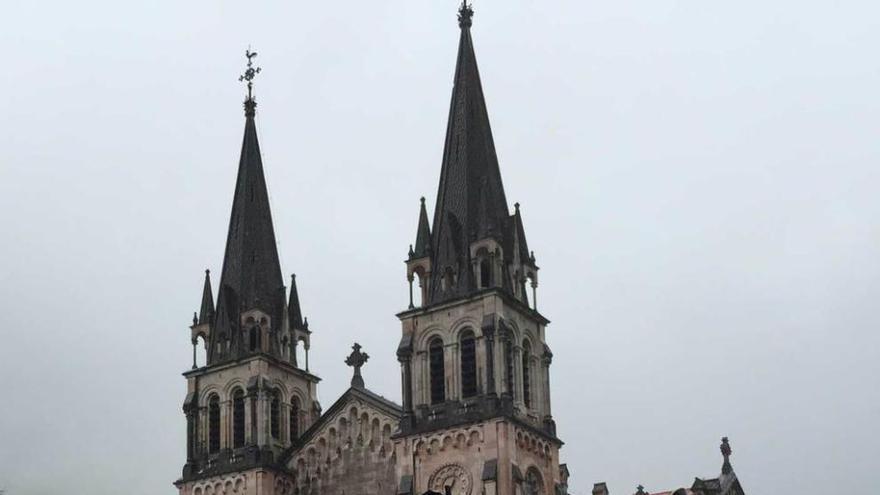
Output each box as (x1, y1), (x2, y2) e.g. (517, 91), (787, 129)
(345, 343), (370, 388)
(239, 47), (262, 101)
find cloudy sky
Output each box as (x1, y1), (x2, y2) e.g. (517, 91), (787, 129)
(1, 1), (878, 493)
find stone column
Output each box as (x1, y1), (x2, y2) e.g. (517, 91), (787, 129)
(483, 322), (496, 396)
(513, 345), (523, 406)
(417, 351), (427, 406)
(220, 398), (230, 450)
(185, 410), (195, 461)
(399, 352), (414, 431)
(450, 341), (460, 400)
(260, 389), (269, 446)
(198, 406), (208, 455)
(543, 358), (552, 415)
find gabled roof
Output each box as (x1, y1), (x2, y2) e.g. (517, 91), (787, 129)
(279, 385), (402, 465)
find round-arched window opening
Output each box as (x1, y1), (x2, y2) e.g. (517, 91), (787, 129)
(460, 330), (478, 398)
(525, 467), (544, 495)
(429, 337), (446, 404)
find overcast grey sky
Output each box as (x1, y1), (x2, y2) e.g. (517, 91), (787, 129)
(1, 0), (878, 493)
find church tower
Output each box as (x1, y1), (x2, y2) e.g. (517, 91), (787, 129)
(176, 52), (319, 495)
(395, 4), (564, 495)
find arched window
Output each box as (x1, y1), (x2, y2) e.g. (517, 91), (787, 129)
(195, 334), (208, 367)
(525, 467), (544, 495)
(460, 330), (477, 398)
(429, 337), (445, 404)
(290, 397), (301, 442)
(480, 258), (491, 288)
(208, 395), (221, 453)
(522, 340), (532, 408)
(232, 389), (245, 448)
(270, 389), (281, 439)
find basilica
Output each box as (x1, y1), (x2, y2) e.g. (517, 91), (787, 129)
(173, 4), (746, 495)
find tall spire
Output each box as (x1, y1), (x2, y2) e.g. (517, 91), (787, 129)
(210, 49), (285, 361)
(198, 269), (214, 325)
(423, 2), (515, 304)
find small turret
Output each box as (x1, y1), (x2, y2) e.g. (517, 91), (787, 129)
(198, 269), (214, 325)
(406, 197), (433, 308)
(411, 197), (432, 259)
(288, 273), (304, 330)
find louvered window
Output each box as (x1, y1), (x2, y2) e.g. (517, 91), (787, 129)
(232, 389), (245, 448)
(429, 338), (446, 404)
(208, 395), (221, 453)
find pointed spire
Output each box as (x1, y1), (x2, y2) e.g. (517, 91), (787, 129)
(288, 273), (304, 330)
(411, 197), (432, 259)
(425, 1), (513, 305)
(198, 269), (215, 325)
(210, 49), (285, 361)
(513, 202), (532, 263)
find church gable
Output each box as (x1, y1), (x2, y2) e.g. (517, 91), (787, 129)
(282, 387), (402, 494)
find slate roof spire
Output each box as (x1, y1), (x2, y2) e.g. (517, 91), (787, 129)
(198, 269), (214, 325)
(420, 2), (520, 305)
(209, 50), (286, 362)
(410, 197), (432, 259)
(288, 273), (304, 330)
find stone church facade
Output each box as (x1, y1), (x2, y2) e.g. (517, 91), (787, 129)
(173, 4), (746, 495)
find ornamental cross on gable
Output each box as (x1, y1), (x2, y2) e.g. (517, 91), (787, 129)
(345, 343), (369, 388)
(239, 48), (261, 100)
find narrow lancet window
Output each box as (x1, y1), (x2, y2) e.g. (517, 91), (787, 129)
(208, 395), (221, 453)
(460, 331), (478, 398)
(232, 389), (245, 448)
(290, 397), (301, 442)
(270, 390), (281, 439)
(429, 337), (446, 404)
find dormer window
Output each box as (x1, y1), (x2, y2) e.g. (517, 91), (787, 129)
(479, 258), (491, 288)
(249, 326), (260, 352)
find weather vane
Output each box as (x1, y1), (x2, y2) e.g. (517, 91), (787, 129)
(239, 47), (261, 100)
